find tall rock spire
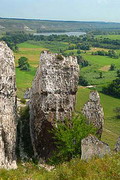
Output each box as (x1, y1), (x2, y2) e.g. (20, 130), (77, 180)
(30, 51), (79, 160)
(82, 91), (104, 138)
(0, 41), (17, 169)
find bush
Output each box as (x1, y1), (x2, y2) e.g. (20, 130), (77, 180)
(99, 72), (103, 79)
(78, 76), (89, 86)
(109, 64), (116, 71)
(117, 69), (120, 77)
(77, 55), (89, 68)
(77, 50), (81, 54)
(49, 114), (95, 164)
(18, 56), (30, 71)
(114, 107), (120, 119)
(102, 77), (120, 98)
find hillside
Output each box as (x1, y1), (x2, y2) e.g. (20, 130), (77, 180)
(1, 18), (120, 34)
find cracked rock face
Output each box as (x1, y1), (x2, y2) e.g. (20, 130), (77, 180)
(0, 41), (17, 169)
(82, 91), (104, 138)
(30, 51), (79, 160)
(81, 135), (110, 160)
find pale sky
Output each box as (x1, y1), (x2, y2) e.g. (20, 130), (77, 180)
(0, 0), (120, 22)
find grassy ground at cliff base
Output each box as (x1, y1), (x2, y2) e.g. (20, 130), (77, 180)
(0, 153), (120, 180)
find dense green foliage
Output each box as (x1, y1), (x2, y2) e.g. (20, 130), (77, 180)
(18, 56), (30, 71)
(117, 69), (120, 77)
(77, 55), (89, 68)
(109, 64), (116, 71)
(50, 114), (95, 164)
(2, 30), (120, 53)
(92, 50), (119, 59)
(102, 77), (120, 98)
(78, 76), (89, 86)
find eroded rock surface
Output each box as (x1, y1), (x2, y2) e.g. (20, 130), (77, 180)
(24, 88), (31, 99)
(81, 135), (110, 160)
(82, 91), (104, 138)
(0, 41), (17, 169)
(114, 136), (120, 152)
(30, 51), (79, 160)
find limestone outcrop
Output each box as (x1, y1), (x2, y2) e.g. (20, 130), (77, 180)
(81, 135), (110, 160)
(0, 41), (17, 169)
(114, 136), (120, 152)
(82, 91), (104, 138)
(30, 51), (79, 160)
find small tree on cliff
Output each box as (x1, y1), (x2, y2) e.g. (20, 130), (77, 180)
(18, 57), (30, 71)
(50, 114), (95, 164)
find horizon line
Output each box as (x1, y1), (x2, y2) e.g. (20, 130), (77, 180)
(0, 16), (120, 24)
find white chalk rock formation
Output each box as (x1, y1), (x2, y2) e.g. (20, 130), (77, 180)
(81, 135), (110, 160)
(0, 41), (17, 169)
(30, 51), (79, 160)
(82, 91), (104, 138)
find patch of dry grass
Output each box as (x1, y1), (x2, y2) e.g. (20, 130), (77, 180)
(99, 65), (110, 72)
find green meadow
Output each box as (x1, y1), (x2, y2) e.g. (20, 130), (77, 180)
(96, 34), (120, 40)
(81, 54), (120, 86)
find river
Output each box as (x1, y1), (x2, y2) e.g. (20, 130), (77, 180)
(34, 31), (86, 37)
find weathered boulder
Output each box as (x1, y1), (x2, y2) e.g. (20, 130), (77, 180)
(81, 135), (110, 160)
(82, 91), (104, 138)
(0, 41), (17, 169)
(30, 51), (79, 160)
(114, 136), (120, 152)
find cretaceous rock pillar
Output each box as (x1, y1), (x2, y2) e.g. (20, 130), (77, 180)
(0, 41), (17, 169)
(82, 91), (104, 138)
(30, 51), (79, 160)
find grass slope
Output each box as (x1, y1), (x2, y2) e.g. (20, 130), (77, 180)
(81, 53), (120, 86)
(0, 153), (120, 180)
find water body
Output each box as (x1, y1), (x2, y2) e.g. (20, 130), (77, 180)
(34, 32), (86, 37)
